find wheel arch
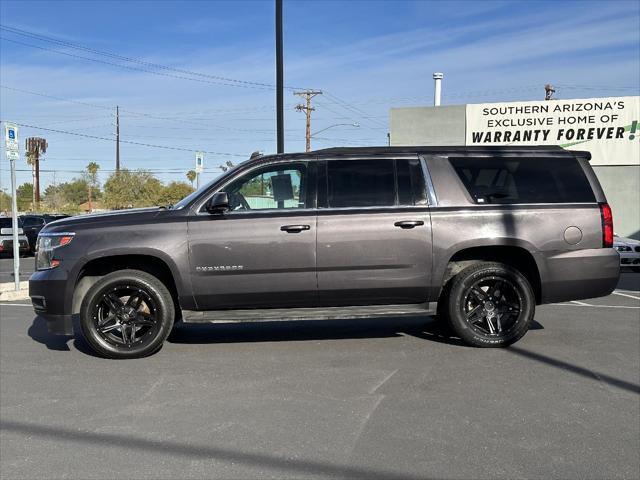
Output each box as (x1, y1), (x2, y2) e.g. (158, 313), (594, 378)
(71, 253), (184, 317)
(439, 244), (542, 304)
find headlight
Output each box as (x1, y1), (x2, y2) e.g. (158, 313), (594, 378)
(36, 233), (75, 270)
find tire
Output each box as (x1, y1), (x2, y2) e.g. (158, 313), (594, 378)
(79, 269), (175, 359)
(445, 262), (535, 348)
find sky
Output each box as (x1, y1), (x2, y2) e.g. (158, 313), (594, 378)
(0, 0), (639, 192)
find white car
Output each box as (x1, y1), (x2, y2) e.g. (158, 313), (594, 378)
(614, 235), (640, 272)
(0, 217), (30, 257)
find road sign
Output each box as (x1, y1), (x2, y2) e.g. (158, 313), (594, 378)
(195, 151), (204, 173)
(4, 123), (19, 152)
(3, 122), (20, 291)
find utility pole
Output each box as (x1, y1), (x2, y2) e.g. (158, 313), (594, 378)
(115, 105), (120, 172)
(294, 90), (322, 152)
(25, 137), (47, 210)
(275, 0), (284, 153)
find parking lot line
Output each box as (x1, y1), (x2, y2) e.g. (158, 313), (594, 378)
(612, 291), (640, 301)
(562, 302), (640, 309)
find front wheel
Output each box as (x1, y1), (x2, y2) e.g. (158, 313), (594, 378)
(445, 262), (535, 347)
(79, 269), (175, 359)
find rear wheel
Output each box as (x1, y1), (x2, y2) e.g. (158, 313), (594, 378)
(445, 262), (535, 347)
(79, 269), (174, 359)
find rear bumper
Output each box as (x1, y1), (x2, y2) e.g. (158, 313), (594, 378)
(0, 239), (30, 253)
(541, 248), (620, 304)
(29, 268), (74, 335)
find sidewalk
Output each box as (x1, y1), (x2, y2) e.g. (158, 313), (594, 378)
(0, 281), (29, 301)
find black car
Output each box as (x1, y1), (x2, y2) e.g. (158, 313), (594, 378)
(20, 214), (70, 251)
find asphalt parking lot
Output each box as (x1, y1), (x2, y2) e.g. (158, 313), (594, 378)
(0, 255), (35, 282)
(1, 273), (638, 480)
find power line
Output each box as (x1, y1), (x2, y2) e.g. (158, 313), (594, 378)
(2, 121), (246, 157)
(0, 25), (311, 91)
(0, 36), (276, 90)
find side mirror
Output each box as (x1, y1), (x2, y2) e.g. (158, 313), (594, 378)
(205, 192), (229, 214)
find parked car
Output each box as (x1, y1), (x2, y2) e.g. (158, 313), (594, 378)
(0, 217), (30, 257)
(29, 146), (620, 358)
(20, 214), (71, 251)
(614, 235), (640, 272)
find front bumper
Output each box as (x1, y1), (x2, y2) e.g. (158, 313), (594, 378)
(541, 248), (620, 304)
(29, 267), (74, 335)
(618, 251), (640, 266)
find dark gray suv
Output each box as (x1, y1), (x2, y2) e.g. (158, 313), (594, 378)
(29, 146), (620, 358)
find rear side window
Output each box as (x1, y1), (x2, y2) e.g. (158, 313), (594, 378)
(327, 160), (395, 208)
(397, 159), (428, 206)
(450, 157), (595, 204)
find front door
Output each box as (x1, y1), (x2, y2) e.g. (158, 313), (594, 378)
(316, 157), (433, 306)
(188, 161), (317, 310)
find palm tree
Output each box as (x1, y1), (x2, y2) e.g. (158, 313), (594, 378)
(186, 170), (197, 188)
(86, 162), (100, 212)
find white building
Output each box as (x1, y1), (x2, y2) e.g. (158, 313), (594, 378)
(390, 96), (640, 239)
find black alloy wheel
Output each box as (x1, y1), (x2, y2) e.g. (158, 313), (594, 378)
(445, 262), (535, 347)
(94, 286), (160, 348)
(80, 270), (174, 359)
(462, 276), (522, 337)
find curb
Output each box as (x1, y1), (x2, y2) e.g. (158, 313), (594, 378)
(0, 281), (30, 301)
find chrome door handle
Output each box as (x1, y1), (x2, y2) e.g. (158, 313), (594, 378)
(394, 220), (424, 229)
(280, 224), (310, 233)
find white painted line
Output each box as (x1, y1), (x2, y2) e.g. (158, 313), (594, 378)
(556, 303), (640, 309)
(612, 291), (640, 301)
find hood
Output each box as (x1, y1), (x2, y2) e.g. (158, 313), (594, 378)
(42, 207), (177, 233)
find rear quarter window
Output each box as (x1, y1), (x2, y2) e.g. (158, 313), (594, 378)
(449, 157), (595, 204)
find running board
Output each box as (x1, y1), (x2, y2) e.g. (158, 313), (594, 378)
(181, 303), (436, 324)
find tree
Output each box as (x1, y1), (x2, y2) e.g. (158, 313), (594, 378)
(103, 169), (162, 209)
(155, 181), (194, 206)
(86, 162), (100, 211)
(60, 178), (90, 205)
(16, 183), (33, 211)
(186, 170), (197, 188)
(0, 190), (11, 214)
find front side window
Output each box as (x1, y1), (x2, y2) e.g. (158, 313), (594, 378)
(222, 163), (308, 211)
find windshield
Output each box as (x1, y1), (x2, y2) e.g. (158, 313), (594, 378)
(172, 178), (218, 210)
(172, 163), (246, 210)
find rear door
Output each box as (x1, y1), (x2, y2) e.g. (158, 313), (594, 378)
(316, 156), (433, 306)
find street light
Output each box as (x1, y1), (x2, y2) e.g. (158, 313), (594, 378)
(310, 122), (360, 138)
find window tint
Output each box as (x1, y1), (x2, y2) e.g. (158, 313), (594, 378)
(450, 157), (595, 204)
(327, 160), (395, 208)
(22, 217), (43, 227)
(0, 218), (22, 228)
(223, 163), (308, 211)
(397, 159), (428, 206)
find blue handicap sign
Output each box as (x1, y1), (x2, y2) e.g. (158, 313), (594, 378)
(8, 129), (15, 139)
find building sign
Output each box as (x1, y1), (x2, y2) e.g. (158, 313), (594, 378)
(466, 96), (639, 166)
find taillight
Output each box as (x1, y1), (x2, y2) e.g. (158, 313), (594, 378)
(599, 202), (613, 248)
